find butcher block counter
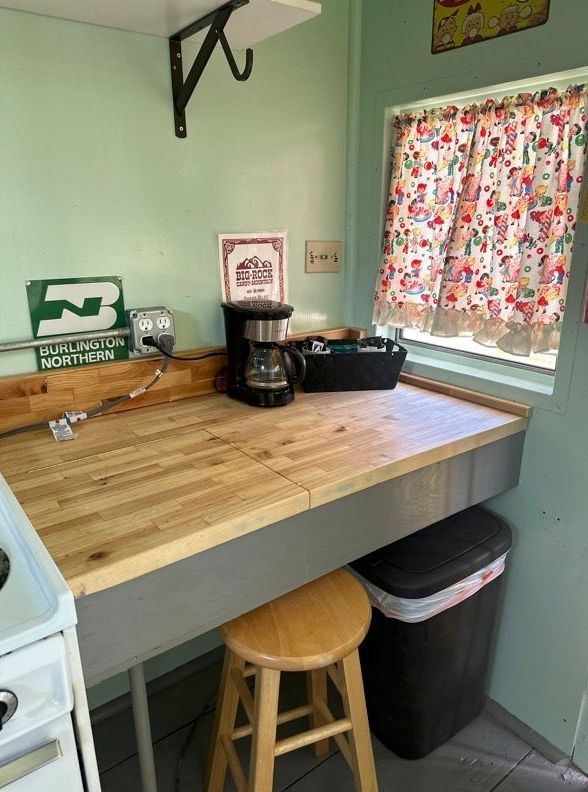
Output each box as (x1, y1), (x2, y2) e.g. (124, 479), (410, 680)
(1, 381), (529, 600)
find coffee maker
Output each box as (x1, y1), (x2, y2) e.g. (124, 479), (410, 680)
(222, 300), (306, 407)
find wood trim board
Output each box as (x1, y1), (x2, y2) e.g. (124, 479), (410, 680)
(0, 327), (530, 434)
(0, 328), (364, 433)
(398, 373), (533, 418)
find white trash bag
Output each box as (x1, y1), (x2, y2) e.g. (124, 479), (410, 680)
(349, 552), (508, 624)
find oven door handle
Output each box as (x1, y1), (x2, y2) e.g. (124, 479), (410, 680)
(0, 740), (62, 788)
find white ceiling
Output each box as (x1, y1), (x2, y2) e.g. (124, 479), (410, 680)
(0, 0), (321, 49)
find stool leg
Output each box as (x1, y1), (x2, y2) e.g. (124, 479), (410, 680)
(249, 667), (281, 792)
(307, 669), (330, 757)
(205, 649), (245, 792)
(340, 651), (378, 792)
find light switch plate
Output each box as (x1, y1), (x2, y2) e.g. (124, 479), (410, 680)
(305, 241), (342, 273)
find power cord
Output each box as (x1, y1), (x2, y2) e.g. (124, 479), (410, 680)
(214, 366), (228, 393)
(84, 358), (169, 419)
(0, 358), (170, 442)
(174, 694), (217, 792)
(173, 673), (255, 791)
(0, 421), (52, 440)
(0, 332), (224, 442)
(144, 334), (226, 363)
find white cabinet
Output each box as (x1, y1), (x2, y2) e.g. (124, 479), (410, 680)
(0, 716), (83, 792)
(0, 635), (84, 792)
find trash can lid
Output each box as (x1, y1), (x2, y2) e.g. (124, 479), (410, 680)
(350, 507), (511, 598)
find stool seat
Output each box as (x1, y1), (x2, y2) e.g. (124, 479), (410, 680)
(207, 569), (378, 791)
(220, 569), (371, 672)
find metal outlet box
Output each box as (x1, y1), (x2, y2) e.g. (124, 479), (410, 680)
(126, 307), (175, 355)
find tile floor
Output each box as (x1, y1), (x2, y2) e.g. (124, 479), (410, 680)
(93, 653), (588, 792)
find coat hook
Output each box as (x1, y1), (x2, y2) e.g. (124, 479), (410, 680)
(218, 29), (253, 81)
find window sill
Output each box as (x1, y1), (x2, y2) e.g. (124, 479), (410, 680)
(402, 343), (555, 402)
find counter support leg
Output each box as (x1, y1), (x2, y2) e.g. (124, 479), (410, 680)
(129, 663), (158, 792)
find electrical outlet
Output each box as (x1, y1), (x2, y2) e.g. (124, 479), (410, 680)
(305, 241), (342, 273)
(126, 307), (175, 355)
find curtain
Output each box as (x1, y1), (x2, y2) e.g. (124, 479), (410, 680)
(373, 85), (588, 356)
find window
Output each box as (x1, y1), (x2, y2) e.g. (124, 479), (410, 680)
(400, 326), (557, 371)
(374, 71), (588, 375)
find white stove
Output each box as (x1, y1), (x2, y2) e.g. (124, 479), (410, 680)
(0, 476), (100, 791)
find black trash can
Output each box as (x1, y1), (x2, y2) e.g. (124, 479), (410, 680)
(350, 506), (511, 760)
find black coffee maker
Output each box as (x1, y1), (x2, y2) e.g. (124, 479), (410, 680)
(222, 300), (306, 407)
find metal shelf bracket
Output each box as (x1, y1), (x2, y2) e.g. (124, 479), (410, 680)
(169, 0), (253, 138)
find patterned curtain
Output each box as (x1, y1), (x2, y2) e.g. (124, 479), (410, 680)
(373, 85), (588, 356)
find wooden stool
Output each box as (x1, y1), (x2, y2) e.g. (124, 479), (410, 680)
(205, 569), (378, 792)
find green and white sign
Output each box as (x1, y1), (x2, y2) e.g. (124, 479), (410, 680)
(26, 276), (129, 371)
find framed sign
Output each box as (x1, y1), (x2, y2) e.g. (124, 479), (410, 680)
(218, 233), (288, 303)
(26, 276), (128, 370)
(432, 0), (550, 53)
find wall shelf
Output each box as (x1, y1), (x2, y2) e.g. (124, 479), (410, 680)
(1, 0), (321, 138)
(0, 0), (321, 49)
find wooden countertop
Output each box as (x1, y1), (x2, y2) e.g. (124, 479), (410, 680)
(1, 384), (529, 598)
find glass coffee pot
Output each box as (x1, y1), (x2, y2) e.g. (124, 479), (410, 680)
(244, 342), (306, 391)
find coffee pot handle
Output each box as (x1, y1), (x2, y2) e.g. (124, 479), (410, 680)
(282, 345), (306, 385)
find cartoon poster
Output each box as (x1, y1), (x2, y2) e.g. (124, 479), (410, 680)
(432, 0), (550, 53)
(218, 233), (288, 303)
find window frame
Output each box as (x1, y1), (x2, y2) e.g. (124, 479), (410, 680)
(369, 67), (588, 412)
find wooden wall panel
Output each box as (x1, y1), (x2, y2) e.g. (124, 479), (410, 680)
(0, 328), (365, 433)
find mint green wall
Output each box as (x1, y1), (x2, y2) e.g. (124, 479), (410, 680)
(355, 0), (588, 760)
(0, 1), (350, 706)
(5, 0), (588, 757)
(0, 0), (349, 377)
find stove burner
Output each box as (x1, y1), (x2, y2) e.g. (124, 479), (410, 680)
(0, 549), (9, 591)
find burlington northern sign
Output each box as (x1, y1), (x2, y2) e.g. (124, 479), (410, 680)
(26, 277), (129, 371)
